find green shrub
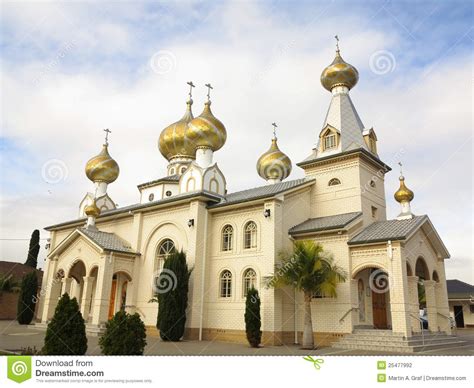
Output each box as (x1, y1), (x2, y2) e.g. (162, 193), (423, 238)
(42, 294), (87, 355)
(245, 288), (262, 348)
(17, 271), (38, 324)
(99, 310), (147, 355)
(156, 250), (192, 341)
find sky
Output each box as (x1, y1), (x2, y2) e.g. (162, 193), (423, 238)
(0, 0), (472, 283)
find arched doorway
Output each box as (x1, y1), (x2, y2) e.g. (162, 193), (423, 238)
(68, 260), (86, 302)
(108, 271), (132, 320)
(353, 266), (391, 330)
(415, 257), (430, 310)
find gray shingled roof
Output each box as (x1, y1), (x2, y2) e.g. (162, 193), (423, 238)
(289, 212), (362, 235)
(348, 215), (427, 245)
(446, 279), (474, 299)
(137, 174), (180, 189)
(79, 228), (137, 255)
(208, 178), (313, 208)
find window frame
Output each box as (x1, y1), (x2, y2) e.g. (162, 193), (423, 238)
(219, 270), (232, 298)
(221, 224), (234, 252)
(243, 221), (258, 250)
(156, 238), (175, 275)
(242, 268), (257, 297)
(328, 178), (341, 186)
(323, 133), (337, 150)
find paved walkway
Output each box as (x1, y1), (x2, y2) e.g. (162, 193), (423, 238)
(1, 321), (473, 356)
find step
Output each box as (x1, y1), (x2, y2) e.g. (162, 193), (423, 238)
(339, 335), (458, 345)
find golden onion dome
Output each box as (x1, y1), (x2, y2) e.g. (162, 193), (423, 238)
(188, 101), (227, 151)
(394, 176), (414, 203)
(257, 137), (292, 181)
(158, 100), (196, 161)
(320, 48), (359, 92)
(84, 201), (100, 218)
(85, 144), (120, 184)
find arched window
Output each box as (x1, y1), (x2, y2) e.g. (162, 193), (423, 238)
(180, 166), (187, 174)
(220, 270), (232, 298)
(170, 167), (176, 175)
(243, 268), (257, 296)
(156, 239), (175, 274)
(244, 221), (257, 249)
(328, 178), (341, 186)
(221, 225), (233, 251)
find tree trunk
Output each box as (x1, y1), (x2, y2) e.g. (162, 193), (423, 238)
(302, 291), (314, 349)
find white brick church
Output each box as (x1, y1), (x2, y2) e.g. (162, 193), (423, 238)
(38, 42), (452, 347)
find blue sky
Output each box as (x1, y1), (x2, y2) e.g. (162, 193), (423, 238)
(0, 0), (472, 281)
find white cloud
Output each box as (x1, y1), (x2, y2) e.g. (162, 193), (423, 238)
(1, 1), (472, 283)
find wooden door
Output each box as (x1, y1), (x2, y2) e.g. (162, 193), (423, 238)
(108, 279), (117, 320)
(454, 305), (464, 328)
(372, 290), (388, 329)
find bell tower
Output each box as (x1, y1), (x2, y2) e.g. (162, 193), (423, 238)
(298, 37), (391, 226)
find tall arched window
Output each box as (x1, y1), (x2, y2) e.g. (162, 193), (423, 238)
(244, 221), (257, 249)
(328, 178), (341, 186)
(156, 239), (175, 274)
(220, 270), (232, 298)
(243, 268), (257, 296)
(221, 225), (233, 251)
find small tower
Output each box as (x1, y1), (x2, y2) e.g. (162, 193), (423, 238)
(84, 129), (120, 228)
(188, 83), (227, 168)
(394, 162), (414, 220)
(256, 123), (292, 184)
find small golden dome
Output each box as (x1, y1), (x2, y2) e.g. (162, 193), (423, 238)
(320, 49), (359, 92)
(188, 101), (227, 151)
(394, 176), (414, 203)
(84, 201), (100, 218)
(257, 137), (292, 181)
(85, 144), (120, 184)
(158, 100), (196, 161)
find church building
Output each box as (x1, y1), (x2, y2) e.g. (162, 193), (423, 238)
(38, 43), (453, 348)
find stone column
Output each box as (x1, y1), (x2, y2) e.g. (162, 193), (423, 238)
(61, 278), (73, 296)
(80, 276), (95, 322)
(407, 276), (420, 333)
(41, 271), (62, 322)
(424, 280), (439, 332)
(388, 244), (411, 337)
(91, 256), (114, 325)
(435, 263), (452, 334)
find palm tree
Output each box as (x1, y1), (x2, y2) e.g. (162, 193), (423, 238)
(269, 240), (346, 349)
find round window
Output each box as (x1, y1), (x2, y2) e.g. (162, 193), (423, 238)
(148, 193), (155, 202)
(165, 191), (172, 197)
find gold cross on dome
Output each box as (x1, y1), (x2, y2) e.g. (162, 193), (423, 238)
(205, 83), (213, 102)
(335, 35), (340, 52)
(271, 122), (278, 138)
(103, 128), (111, 145)
(398, 161), (403, 176)
(187, 81), (195, 99)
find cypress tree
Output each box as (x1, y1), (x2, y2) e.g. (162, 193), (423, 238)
(17, 271), (38, 324)
(25, 230), (40, 268)
(156, 250), (192, 341)
(245, 287), (262, 348)
(42, 294), (88, 355)
(99, 310), (147, 355)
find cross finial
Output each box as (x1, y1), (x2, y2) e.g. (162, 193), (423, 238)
(271, 122), (278, 138)
(205, 83), (213, 102)
(103, 128), (112, 145)
(335, 35), (340, 53)
(398, 161), (404, 177)
(186, 81), (195, 100)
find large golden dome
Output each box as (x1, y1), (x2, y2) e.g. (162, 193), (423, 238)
(85, 144), (120, 184)
(320, 48), (359, 92)
(394, 176), (414, 203)
(188, 101), (227, 151)
(257, 137), (292, 181)
(158, 100), (196, 161)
